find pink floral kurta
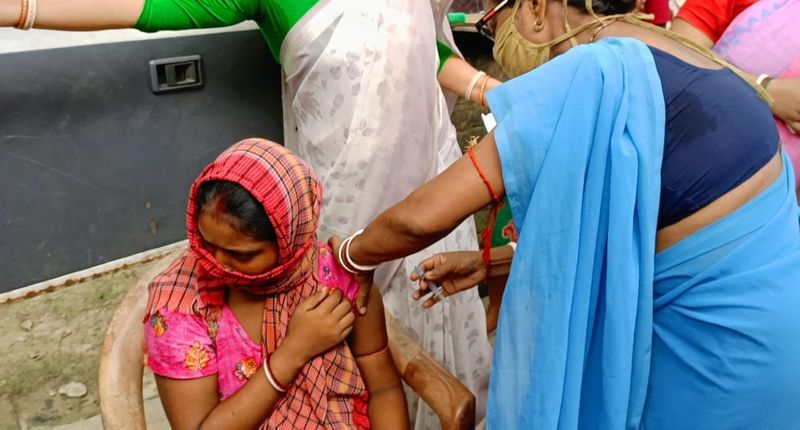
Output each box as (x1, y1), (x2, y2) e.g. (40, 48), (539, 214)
(145, 246), (364, 406)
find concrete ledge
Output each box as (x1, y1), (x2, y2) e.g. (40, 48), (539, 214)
(0, 241), (187, 306)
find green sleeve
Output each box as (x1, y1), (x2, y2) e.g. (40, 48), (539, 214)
(436, 40), (454, 74)
(135, 0), (261, 32)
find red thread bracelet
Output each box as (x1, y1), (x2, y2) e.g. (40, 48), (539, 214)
(467, 146), (503, 278)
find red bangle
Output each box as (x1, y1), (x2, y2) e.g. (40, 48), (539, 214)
(354, 345), (389, 360)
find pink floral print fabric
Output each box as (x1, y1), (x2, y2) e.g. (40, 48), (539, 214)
(145, 245), (360, 401)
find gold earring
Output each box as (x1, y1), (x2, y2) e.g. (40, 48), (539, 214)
(533, 19), (545, 32)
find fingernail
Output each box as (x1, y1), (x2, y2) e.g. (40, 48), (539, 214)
(359, 306), (367, 315)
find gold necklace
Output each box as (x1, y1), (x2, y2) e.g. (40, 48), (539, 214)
(589, 18), (621, 43)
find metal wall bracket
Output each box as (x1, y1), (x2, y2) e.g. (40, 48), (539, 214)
(149, 55), (203, 94)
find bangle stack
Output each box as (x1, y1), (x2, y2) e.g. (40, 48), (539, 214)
(263, 355), (290, 394)
(338, 229), (379, 274)
(478, 74), (490, 108)
(465, 71), (486, 103)
(15, 0), (36, 30)
(466, 70), (492, 108)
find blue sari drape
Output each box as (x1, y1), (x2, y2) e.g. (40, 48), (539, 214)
(486, 37), (800, 429)
(645, 153), (800, 429)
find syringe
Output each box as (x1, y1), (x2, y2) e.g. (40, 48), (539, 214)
(413, 266), (447, 301)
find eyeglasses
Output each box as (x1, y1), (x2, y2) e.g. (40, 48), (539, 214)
(475, 0), (511, 42)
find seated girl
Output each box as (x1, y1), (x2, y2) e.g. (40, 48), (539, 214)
(143, 138), (408, 429)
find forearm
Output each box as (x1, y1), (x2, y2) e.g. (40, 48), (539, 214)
(1, 0), (20, 26)
(1, 0), (144, 30)
(349, 133), (505, 266)
(351, 201), (453, 265)
(358, 351), (408, 430)
(486, 244), (514, 278)
(438, 56), (501, 106)
(350, 293), (408, 428)
(367, 384), (408, 429)
(198, 343), (306, 429)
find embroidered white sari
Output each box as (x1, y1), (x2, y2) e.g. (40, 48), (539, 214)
(280, 0), (491, 427)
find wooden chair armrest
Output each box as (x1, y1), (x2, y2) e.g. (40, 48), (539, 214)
(98, 250), (182, 430)
(386, 313), (476, 430)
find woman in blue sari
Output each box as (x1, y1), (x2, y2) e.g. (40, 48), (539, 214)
(330, 0), (800, 428)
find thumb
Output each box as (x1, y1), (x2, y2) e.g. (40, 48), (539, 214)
(327, 235), (343, 256)
(423, 254), (451, 281)
(410, 256), (438, 282)
(355, 282), (371, 316)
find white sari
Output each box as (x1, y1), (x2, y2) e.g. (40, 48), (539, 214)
(280, 0), (491, 427)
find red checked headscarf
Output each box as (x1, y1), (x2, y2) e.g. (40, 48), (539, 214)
(187, 137), (321, 300)
(145, 138), (366, 429)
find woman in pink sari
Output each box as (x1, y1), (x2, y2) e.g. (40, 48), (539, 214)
(711, 0), (800, 197)
(674, 0), (800, 198)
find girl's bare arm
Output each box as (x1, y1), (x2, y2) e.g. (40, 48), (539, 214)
(350, 290), (409, 430)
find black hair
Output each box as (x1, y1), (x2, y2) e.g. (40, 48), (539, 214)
(569, 0), (636, 15)
(507, 0), (637, 16)
(196, 180), (277, 242)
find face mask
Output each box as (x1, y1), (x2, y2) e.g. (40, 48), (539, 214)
(493, 0), (622, 77)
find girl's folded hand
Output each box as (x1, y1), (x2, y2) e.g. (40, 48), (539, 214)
(283, 289), (356, 362)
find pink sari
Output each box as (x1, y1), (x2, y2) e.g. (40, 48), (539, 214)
(714, 0), (800, 185)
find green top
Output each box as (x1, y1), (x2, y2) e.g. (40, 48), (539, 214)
(436, 41), (453, 73)
(136, 0), (454, 70)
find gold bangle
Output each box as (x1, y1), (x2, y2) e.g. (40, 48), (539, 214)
(15, 0), (29, 29)
(478, 75), (490, 108)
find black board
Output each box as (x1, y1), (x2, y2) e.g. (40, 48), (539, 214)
(0, 30), (283, 290)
